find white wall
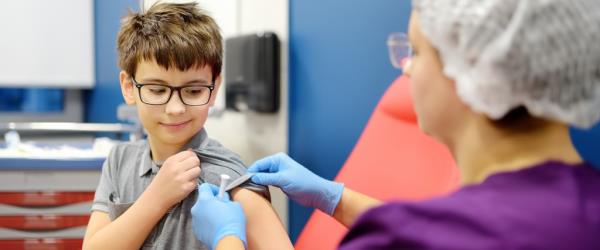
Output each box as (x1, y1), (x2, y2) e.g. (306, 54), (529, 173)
(206, 0), (289, 230)
(143, 0), (290, 230)
(0, 0), (95, 88)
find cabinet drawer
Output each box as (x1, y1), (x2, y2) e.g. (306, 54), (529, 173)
(0, 238), (83, 250)
(0, 215), (89, 230)
(0, 192), (94, 207)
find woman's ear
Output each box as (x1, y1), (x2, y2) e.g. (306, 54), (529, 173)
(120, 71), (136, 105)
(208, 74), (222, 107)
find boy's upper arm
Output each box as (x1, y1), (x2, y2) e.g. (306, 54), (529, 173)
(230, 187), (274, 214)
(230, 188), (293, 249)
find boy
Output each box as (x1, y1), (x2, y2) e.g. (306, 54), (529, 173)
(83, 2), (292, 249)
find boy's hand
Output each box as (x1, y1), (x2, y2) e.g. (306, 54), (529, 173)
(147, 150), (201, 210)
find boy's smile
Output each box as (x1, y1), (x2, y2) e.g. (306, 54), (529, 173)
(159, 120), (192, 131)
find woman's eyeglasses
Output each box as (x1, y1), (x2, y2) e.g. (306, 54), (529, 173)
(387, 32), (412, 71)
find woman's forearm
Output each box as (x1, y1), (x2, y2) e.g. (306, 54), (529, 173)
(83, 191), (168, 250)
(333, 188), (382, 227)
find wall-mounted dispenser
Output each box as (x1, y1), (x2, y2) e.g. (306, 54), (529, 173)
(225, 32), (280, 113)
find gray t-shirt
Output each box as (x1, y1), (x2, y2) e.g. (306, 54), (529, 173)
(91, 129), (268, 249)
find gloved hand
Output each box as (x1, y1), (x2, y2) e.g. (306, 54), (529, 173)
(191, 183), (247, 250)
(248, 153), (344, 215)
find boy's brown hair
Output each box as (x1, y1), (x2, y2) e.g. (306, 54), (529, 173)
(117, 2), (222, 81)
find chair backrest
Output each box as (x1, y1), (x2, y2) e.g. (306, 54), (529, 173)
(294, 76), (461, 250)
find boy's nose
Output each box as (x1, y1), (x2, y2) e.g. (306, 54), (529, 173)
(165, 91), (186, 115)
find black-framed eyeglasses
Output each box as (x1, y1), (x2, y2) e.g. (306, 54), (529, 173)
(131, 77), (215, 106)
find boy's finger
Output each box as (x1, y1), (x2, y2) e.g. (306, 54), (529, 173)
(180, 150), (198, 161)
(167, 150), (194, 162)
(184, 166), (201, 180)
(179, 155), (201, 170)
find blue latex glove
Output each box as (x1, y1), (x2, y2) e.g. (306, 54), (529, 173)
(191, 183), (247, 250)
(247, 153), (344, 215)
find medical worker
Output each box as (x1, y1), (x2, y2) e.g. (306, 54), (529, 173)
(192, 0), (600, 249)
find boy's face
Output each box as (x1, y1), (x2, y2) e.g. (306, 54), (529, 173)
(119, 59), (221, 147)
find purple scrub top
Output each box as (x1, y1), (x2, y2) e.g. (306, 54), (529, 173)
(339, 161), (600, 249)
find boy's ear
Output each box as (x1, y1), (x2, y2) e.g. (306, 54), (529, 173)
(208, 74), (222, 107)
(119, 71), (136, 105)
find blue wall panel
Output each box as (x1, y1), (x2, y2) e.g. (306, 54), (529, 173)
(571, 124), (600, 170)
(289, 0), (411, 242)
(85, 0), (137, 123)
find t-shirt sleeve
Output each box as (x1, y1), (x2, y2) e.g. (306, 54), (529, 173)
(195, 146), (270, 200)
(339, 197), (507, 249)
(91, 146), (118, 213)
(199, 162), (271, 201)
